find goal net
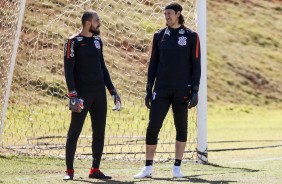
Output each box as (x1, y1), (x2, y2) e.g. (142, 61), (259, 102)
(0, 0), (200, 161)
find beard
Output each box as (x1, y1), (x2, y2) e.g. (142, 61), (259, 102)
(89, 24), (100, 35)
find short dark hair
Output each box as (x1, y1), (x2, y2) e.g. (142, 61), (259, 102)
(81, 11), (94, 26)
(165, 2), (185, 25)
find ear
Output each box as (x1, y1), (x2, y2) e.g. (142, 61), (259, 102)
(85, 20), (91, 27)
(176, 11), (181, 17)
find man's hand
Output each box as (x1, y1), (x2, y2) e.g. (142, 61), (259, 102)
(68, 90), (84, 113)
(145, 84), (153, 109)
(184, 85), (199, 109)
(188, 92), (198, 109)
(109, 89), (121, 111)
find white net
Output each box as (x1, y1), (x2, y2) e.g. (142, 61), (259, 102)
(0, 0), (198, 161)
(0, 0), (21, 145)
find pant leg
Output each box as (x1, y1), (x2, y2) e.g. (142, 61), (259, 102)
(172, 89), (188, 142)
(65, 93), (93, 170)
(146, 89), (172, 145)
(89, 90), (107, 168)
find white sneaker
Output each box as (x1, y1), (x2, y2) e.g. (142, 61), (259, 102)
(173, 166), (184, 178)
(133, 166), (153, 179)
(64, 174), (73, 180)
(63, 169), (74, 180)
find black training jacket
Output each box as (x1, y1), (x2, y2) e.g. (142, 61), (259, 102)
(64, 34), (114, 93)
(147, 25), (201, 89)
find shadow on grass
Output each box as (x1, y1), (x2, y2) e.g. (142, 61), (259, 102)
(209, 144), (282, 152)
(72, 178), (134, 184)
(135, 177), (189, 182)
(205, 162), (260, 173)
(185, 162), (260, 183)
(0, 154), (40, 166)
(0, 155), (12, 159)
(72, 176), (235, 184)
(71, 162), (260, 183)
(187, 177), (236, 183)
(134, 177), (236, 183)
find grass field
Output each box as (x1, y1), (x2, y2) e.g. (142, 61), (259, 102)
(1, 0), (282, 183)
(1, 104), (281, 184)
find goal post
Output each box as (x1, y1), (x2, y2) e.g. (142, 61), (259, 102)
(197, 0), (208, 163)
(0, 0), (26, 144)
(0, 0), (207, 162)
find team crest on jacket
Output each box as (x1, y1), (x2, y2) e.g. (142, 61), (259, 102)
(178, 36), (187, 46)
(94, 40), (101, 49)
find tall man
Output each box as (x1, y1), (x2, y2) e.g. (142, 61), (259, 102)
(134, 2), (201, 178)
(63, 10), (121, 180)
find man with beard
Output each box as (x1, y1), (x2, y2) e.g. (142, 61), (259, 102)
(63, 10), (121, 180)
(134, 2), (201, 179)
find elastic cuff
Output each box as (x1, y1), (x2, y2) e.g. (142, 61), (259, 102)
(192, 85), (199, 92)
(109, 88), (116, 96)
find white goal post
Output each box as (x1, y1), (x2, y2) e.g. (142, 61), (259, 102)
(0, 0), (27, 145)
(197, 0), (208, 163)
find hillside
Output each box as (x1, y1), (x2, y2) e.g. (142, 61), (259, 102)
(207, 0), (282, 106)
(7, 0), (282, 107)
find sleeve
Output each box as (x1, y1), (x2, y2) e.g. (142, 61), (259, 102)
(64, 38), (76, 92)
(147, 32), (160, 86)
(100, 41), (115, 90)
(190, 32), (201, 87)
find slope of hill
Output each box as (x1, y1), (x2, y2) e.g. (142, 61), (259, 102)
(207, 0), (282, 106)
(9, 0), (282, 107)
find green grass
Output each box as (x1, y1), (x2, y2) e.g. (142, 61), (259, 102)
(208, 103), (282, 141)
(1, 0), (282, 183)
(1, 150), (281, 184)
(1, 104), (282, 183)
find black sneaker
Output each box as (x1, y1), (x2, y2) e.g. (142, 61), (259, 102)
(63, 169), (74, 180)
(89, 168), (112, 179)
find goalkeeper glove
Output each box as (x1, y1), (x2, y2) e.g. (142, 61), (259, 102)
(145, 84), (153, 109)
(68, 90), (84, 113)
(184, 85), (199, 109)
(109, 89), (121, 111)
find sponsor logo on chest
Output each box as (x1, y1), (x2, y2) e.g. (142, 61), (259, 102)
(164, 28), (170, 36)
(178, 29), (185, 34)
(94, 35), (101, 40)
(76, 36), (83, 41)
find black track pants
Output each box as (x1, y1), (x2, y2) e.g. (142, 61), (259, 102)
(146, 89), (188, 145)
(66, 90), (107, 169)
